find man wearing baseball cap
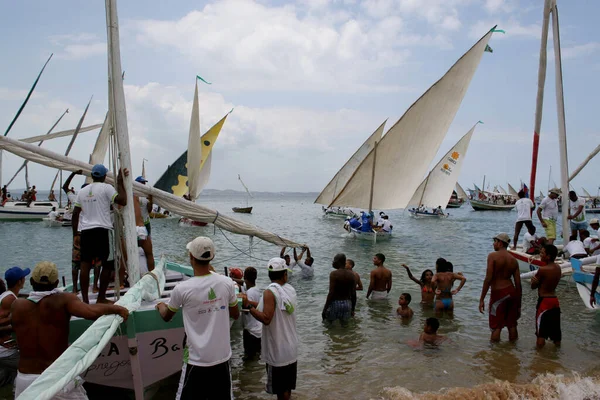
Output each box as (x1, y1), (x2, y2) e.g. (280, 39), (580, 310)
(156, 237), (239, 400)
(0, 267), (30, 388)
(479, 233), (522, 343)
(11, 261), (128, 398)
(243, 257), (298, 400)
(537, 188), (561, 244)
(72, 164), (129, 304)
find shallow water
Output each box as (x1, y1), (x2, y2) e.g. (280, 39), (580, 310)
(2, 192), (600, 399)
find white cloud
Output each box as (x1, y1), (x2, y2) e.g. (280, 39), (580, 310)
(49, 33), (105, 60)
(469, 19), (541, 40)
(560, 42), (600, 60)
(484, 0), (516, 13)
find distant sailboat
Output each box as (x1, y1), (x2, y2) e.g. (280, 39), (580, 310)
(407, 123), (480, 217)
(507, 183), (519, 199)
(232, 174), (253, 213)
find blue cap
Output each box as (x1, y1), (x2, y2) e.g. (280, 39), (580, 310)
(135, 176), (148, 183)
(91, 164), (108, 178)
(5, 267), (31, 287)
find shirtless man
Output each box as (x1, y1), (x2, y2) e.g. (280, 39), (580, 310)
(479, 233), (522, 342)
(432, 259), (466, 313)
(345, 259), (363, 291)
(11, 261), (128, 398)
(366, 253), (391, 300)
(531, 244), (562, 348)
(322, 254), (357, 325)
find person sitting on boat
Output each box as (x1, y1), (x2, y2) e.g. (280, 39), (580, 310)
(560, 235), (587, 259)
(347, 216), (361, 231)
(359, 212), (373, 232)
(375, 215), (392, 232)
(522, 225), (539, 254)
(156, 237), (240, 399)
(537, 188), (560, 245)
(293, 246), (314, 278)
(581, 230), (600, 256)
(11, 261), (128, 399)
(47, 190), (56, 202)
(47, 206), (62, 222)
(433, 206), (444, 215)
(376, 212), (386, 227)
(280, 247), (297, 270)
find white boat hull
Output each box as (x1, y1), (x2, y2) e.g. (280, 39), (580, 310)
(42, 218), (71, 227)
(408, 210), (448, 218)
(348, 227), (391, 241)
(0, 201), (61, 221)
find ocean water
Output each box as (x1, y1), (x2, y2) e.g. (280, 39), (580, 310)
(2, 192), (600, 399)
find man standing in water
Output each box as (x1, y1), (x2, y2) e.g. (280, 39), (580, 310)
(11, 261), (128, 398)
(72, 164), (128, 303)
(531, 244), (562, 348)
(245, 258), (298, 400)
(322, 253), (356, 325)
(366, 253), (392, 300)
(479, 233), (522, 342)
(537, 188), (560, 245)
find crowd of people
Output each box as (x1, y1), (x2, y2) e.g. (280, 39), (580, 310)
(343, 211), (392, 233)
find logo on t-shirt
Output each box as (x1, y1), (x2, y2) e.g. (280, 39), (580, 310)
(208, 288), (216, 300)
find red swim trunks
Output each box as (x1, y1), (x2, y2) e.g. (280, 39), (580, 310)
(536, 297), (561, 342)
(489, 285), (519, 330)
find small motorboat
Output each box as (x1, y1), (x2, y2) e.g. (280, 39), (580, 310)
(232, 206), (252, 214)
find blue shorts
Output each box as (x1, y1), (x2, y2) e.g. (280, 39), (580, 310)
(571, 221), (588, 231)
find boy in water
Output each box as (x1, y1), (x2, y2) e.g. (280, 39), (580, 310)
(419, 318), (446, 345)
(345, 259), (363, 291)
(531, 244), (562, 348)
(396, 293), (413, 319)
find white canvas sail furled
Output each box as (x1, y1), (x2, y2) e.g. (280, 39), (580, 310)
(187, 80), (202, 200)
(315, 120), (386, 206)
(407, 124), (478, 211)
(507, 183), (519, 198)
(0, 134), (302, 247)
(20, 123), (103, 144)
(86, 113), (111, 184)
(329, 29), (496, 210)
(456, 182), (468, 200)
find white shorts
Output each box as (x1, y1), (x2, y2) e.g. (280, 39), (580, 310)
(136, 226), (149, 241)
(370, 290), (388, 300)
(15, 371), (88, 399)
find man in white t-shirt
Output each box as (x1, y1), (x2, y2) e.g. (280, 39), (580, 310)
(47, 207), (60, 221)
(280, 247), (297, 271)
(568, 190), (587, 240)
(590, 218), (600, 237)
(135, 176), (153, 236)
(293, 246), (315, 278)
(244, 258), (298, 400)
(239, 267), (262, 359)
(537, 188), (560, 244)
(376, 212), (386, 227)
(522, 226), (539, 253)
(156, 236), (239, 400)
(561, 235), (587, 259)
(581, 230), (600, 256)
(512, 190), (536, 250)
(72, 164), (128, 304)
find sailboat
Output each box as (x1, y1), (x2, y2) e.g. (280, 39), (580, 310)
(447, 182), (469, 208)
(407, 123), (479, 218)
(7, 2), (302, 398)
(507, 183), (519, 199)
(318, 28), (498, 240)
(153, 78), (230, 226)
(232, 174), (253, 213)
(470, 176), (516, 211)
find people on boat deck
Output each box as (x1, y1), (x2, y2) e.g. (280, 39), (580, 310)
(568, 190), (587, 240)
(62, 169), (83, 218)
(345, 259), (363, 291)
(366, 253), (392, 300)
(134, 176), (153, 237)
(0, 267), (30, 388)
(479, 233), (522, 342)
(432, 258), (466, 314)
(47, 207), (61, 221)
(347, 216), (361, 231)
(402, 264), (435, 305)
(375, 215), (392, 232)
(537, 188), (560, 245)
(243, 257), (298, 400)
(26, 185), (36, 207)
(513, 190), (536, 250)
(359, 211), (373, 232)
(376, 212), (386, 227)
(239, 267), (262, 359)
(590, 218), (600, 237)
(532, 244), (562, 348)
(582, 230), (600, 256)
(47, 190), (56, 202)
(322, 253), (356, 326)
(280, 247), (297, 270)
(156, 236), (240, 400)
(396, 293), (413, 319)
(72, 164), (128, 304)
(133, 194), (155, 274)
(292, 246), (314, 278)
(434, 206), (444, 215)
(560, 235), (587, 259)
(12, 261), (128, 399)
(522, 225), (539, 254)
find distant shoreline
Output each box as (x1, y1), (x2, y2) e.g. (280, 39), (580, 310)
(7, 188), (320, 197)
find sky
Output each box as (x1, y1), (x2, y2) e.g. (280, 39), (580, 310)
(0, 0), (599, 196)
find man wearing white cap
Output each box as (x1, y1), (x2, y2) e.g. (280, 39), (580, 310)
(244, 258), (298, 400)
(537, 188), (560, 245)
(156, 237), (239, 400)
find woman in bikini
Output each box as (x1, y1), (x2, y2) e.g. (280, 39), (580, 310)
(432, 259), (466, 314)
(402, 264), (435, 306)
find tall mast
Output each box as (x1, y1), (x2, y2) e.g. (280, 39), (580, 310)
(529, 0), (552, 205)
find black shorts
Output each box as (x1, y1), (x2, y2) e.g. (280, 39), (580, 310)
(80, 228), (110, 264)
(515, 220), (535, 233)
(536, 297), (561, 342)
(177, 361), (232, 400)
(266, 362), (297, 395)
(144, 222), (151, 236)
(243, 329), (261, 358)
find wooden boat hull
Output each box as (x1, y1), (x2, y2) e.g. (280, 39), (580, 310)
(0, 201), (62, 221)
(509, 248), (596, 279)
(348, 227), (391, 241)
(178, 217), (207, 227)
(445, 202), (463, 209)
(586, 207), (600, 214)
(470, 199), (515, 211)
(408, 210), (448, 218)
(232, 206), (252, 214)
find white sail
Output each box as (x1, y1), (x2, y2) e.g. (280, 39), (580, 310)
(498, 186), (507, 195)
(20, 124), (103, 144)
(86, 113), (111, 184)
(507, 183), (519, 198)
(456, 182), (468, 200)
(407, 124), (478, 210)
(187, 80), (202, 200)
(329, 29), (496, 210)
(315, 120), (386, 206)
